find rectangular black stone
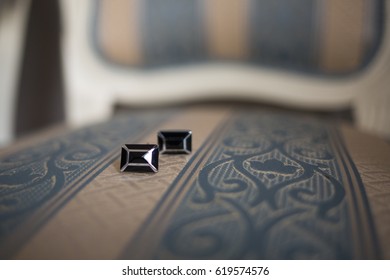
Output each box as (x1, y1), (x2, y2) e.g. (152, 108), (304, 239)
(120, 144), (159, 172)
(158, 130), (192, 154)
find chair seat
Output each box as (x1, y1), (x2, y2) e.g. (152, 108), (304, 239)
(1, 105), (389, 259)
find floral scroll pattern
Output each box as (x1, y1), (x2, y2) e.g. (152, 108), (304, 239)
(156, 112), (369, 259)
(0, 112), (170, 251)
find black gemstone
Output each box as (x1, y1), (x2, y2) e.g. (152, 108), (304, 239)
(120, 144), (159, 172)
(158, 130), (192, 154)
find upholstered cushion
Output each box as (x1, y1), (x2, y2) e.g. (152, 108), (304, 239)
(1, 106), (389, 259)
(92, 0), (384, 75)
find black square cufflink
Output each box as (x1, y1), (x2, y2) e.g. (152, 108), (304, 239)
(120, 130), (192, 173)
(120, 144), (159, 173)
(158, 130), (192, 154)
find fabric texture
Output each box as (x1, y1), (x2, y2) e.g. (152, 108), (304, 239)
(0, 106), (389, 259)
(92, 0), (384, 75)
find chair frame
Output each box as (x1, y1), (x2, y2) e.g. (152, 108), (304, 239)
(60, 0), (390, 137)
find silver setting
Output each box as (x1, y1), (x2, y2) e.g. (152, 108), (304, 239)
(120, 144), (159, 172)
(158, 130), (192, 154)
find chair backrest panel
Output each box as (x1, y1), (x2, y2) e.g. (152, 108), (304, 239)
(92, 0), (384, 76)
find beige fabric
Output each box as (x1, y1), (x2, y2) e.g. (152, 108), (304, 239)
(319, 0), (366, 73)
(203, 0), (249, 59)
(341, 124), (390, 259)
(97, 0), (142, 65)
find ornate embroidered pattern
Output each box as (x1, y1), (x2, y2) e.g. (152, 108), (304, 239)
(0, 112), (171, 257)
(126, 111), (379, 259)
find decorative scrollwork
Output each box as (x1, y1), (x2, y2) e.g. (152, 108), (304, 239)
(0, 113), (170, 242)
(159, 112), (352, 259)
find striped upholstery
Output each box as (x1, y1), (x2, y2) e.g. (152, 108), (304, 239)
(93, 0), (384, 75)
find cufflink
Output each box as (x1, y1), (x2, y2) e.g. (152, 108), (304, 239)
(158, 130), (192, 154)
(120, 144), (159, 172)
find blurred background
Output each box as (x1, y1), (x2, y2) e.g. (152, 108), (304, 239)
(0, 0), (389, 148)
(1, 0), (64, 146)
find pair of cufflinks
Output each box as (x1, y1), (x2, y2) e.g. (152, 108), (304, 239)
(120, 130), (192, 173)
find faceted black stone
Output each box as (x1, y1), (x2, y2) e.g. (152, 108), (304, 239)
(120, 144), (159, 172)
(158, 130), (192, 154)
